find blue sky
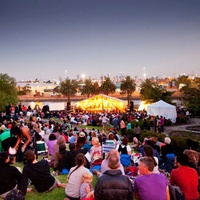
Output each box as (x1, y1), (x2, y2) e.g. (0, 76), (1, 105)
(0, 0), (200, 81)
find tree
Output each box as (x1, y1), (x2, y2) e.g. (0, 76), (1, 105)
(80, 79), (94, 98)
(120, 76), (136, 108)
(180, 77), (200, 116)
(176, 75), (191, 89)
(140, 79), (173, 104)
(91, 82), (100, 95)
(59, 79), (78, 106)
(100, 77), (116, 95)
(18, 84), (32, 96)
(0, 73), (19, 112)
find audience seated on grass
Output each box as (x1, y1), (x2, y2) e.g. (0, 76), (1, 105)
(21, 150), (65, 195)
(0, 152), (22, 199)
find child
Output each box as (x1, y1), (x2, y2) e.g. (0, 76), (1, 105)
(80, 172), (94, 200)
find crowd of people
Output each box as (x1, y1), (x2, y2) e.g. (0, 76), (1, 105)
(0, 103), (199, 200)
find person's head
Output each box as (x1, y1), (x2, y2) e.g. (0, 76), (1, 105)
(106, 149), (120, 160)
(108, 133), (115, 140)
(144, 145), (154, 157)
(91, 137), (100, 146)
(59, 144), (66, 154)
(0, 152), (9, 164)
(82, 171), (93, 183)
(164, 137), (171, 145)
(138, 157), (154, 175)
(122, 137), (128, 145)
(144, 145), (157, 167)
(10, 122), (23, 136)
(183, 149), (199, 166)
(79, 131), (86, 138)
(75, 153), (85, 166)
(69, 143), (75, 151)
(108, 155), (120, 170)
(23, 150), (36, 163)
(49, 133), (56, 141)
(4, 189), (24, 200)
(57, 135), (65, 145)
(175, 153), (189, 167)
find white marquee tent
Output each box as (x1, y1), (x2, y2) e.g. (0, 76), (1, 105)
(147, 100), (177, 123)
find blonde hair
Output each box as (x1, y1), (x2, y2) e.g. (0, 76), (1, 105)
(82, 171), (93, 182)
(92, 137), (100, 146)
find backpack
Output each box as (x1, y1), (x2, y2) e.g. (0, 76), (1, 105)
(125, 165), (138, 176)
(120, 154), (131, 167)
(169, 185), (185, 200)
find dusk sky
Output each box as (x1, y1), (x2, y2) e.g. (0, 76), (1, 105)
(0, 0), (200, 81)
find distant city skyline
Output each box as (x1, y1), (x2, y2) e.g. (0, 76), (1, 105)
(0, 0), (200, 81)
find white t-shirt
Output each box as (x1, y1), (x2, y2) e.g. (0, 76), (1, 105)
(65, 166), (90, 198)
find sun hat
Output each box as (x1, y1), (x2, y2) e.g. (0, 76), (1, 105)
(79, 131), (85, 138)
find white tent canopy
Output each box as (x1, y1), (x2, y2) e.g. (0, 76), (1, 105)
(147, 100), (177, 123)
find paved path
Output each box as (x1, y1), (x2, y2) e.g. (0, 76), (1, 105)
(165, 118), (200, 135)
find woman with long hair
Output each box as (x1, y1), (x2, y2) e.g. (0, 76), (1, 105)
(65, 153), (90, 200)
(143, 145), (160, 174)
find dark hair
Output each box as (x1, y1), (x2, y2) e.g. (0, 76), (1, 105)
(23, 150), (35, 163)
(108, 133), (115, 140)
(139, 157), (155, 172)
(49, 133), (56, 141)
(176, 153), (189, 166)
(0, 152), (8, 164)
(59, 144), (66, 154)
(122, 137), (128, 145)
(75, 153), (86, 166)
(75, 136), (86, 150)
(144, 145), (157, 167)
(10, 122), (23, 137)
(69, 143), (75, 151)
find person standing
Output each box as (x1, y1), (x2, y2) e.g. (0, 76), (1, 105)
(94, 155), (133, 200)
(134, 157), (170, 200)
(133, 124), (141, 140)
(120, 118), (127, 136)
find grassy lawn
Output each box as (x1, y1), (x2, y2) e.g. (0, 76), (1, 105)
(13, 158), (98, 200)
(11, 124), (119, 200)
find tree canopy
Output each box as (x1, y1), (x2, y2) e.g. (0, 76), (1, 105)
(80, 79), (100, 98)
(0, 73), (19, 112)
(140, 79), (173, 104)
(59, 79), (78, 102)
(180, 77), (200, 116)
(120, 76), (136, 107)
(100, 77), (116, 95)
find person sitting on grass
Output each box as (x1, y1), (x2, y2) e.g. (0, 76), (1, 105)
(65, 153), (90, 200)
(94, 155), (133, 200)
(0, 152), (22, 199)
(21, 150), (65, 195)
(80, 171), (94, 200)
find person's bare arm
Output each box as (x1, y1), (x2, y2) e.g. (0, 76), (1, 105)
(166, 186), (170, 200)
(135, 192), (140, 200)
(21, 127), (31, 151)
(14, 135), (21, 149)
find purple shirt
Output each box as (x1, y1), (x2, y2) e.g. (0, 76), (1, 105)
(134, 173), (168, 200)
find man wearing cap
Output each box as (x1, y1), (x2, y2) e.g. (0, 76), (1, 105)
(0, 152), (22, 198)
